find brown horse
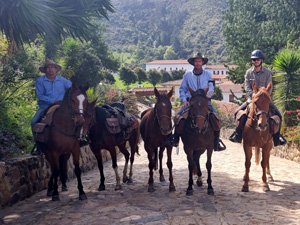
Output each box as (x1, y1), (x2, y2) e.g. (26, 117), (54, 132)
(181, 86), (215, 196)
(88, 105), (140, 191)
(242, 81), (273, 192)
(42, 84), (89, 201)
(140, 87), (175, 192)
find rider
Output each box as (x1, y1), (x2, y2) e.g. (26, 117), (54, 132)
(229, 49), (286, 146)
(166, 52), (226, 151)
(31, 59), (72, 155)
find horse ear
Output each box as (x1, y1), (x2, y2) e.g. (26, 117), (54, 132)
(154, 87), (160, 98)
(167, 87), (173, 99)
(188, 86), (194, 95)
(266, 81), (272, 93)
(204, 86), (209, 95)
(252, 81), (258, 93)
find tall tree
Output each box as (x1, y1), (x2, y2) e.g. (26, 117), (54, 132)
(134, 67), (147, 84)
(119, 66), (136, 86)
(171, 69), (185, 80)
(160, 69), (172, 82)
(147, 69), (161, 87)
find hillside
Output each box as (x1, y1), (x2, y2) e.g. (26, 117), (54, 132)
(104, 0), (228, 65)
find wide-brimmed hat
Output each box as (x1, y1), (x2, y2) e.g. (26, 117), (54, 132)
(39, 59), (62, 73)
(187, 52), (208, 65)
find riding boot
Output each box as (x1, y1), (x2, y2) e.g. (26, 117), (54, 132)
(31, 142), (43, 155)
(273, 132), (287, 146)
(229, 128), (243, 143)
(214, 131), (226, 151)
(166, 132), (180, 147)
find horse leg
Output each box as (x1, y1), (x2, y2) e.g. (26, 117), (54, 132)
(127, 138), (138, 184)
(159, 146), (165, 182)
(119, 142), (130, 183)
(59, 153), (70, 192)
(146, 146), (155, 192)
(186, 150), (194, 196)
(47, 174), (54, 197)
(166, 146), (175, 192)
(49, 154), (60, 201)
(242, 144), (253, 192)
(194, 151), (203, 187)
(206, 148), (214, 195)
(266, 149), (274, 182)
(261, 147), (271, 192)
(110, 147), (121, 190)
(90, 143), (105, 191)
(72, 150), (87, 200)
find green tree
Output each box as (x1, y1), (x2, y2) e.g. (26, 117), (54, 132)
(211, 86), (223, 101)
(147, 69), (161, 86)
(134, 67), (147, 84)
(171, 69), (185, 80)
(163, 46), (177, 60)
(119, 66), (137, 86)
(160, 69), (172, 82)
(272, 50), (300, 126)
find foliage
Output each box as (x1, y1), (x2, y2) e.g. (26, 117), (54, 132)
(272, 50), (300, 126)
(223, 0), (300, 65)
(147, 69), (161, 86)
(134, 67), (147, 84)
(160, 69), (172, 82)
(171, 69), (185, 80)
(225, 61), (251, 84)
(211, 86), (223, 101)
(163, 46), (177, 60)
(119, 66), (137, 86)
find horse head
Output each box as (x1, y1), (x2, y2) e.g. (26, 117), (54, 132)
(251, 81), (272, 131)
(188, 86), (209, 133)
(81, 99), (97, 139)
(154, 87), (173, 135)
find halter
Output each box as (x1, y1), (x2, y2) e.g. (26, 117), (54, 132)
(246, 94), (269, 130)
(154, 98), (172, 134)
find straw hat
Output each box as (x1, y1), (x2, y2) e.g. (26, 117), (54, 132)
(187, 52), (208, 65)
(39, 59), (62, 73)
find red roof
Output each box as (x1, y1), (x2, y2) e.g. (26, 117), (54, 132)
(218, 79), (243, 93)
(128, 87), (172, 97)
(146, 60), (188, 65)
(213, 100), (239, 115)
(206, 65), (237, 69)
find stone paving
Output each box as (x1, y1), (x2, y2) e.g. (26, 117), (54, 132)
(1, 139), (300, 225)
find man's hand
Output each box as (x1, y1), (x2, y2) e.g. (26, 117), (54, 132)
(54, 100), (59, 103)
(181, 101), (189, 109)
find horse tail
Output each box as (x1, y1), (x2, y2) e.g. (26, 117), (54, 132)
(255, 147), (260, 165)
(154, 148), (158, 170)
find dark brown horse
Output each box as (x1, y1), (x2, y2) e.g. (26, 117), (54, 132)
(181, 86), (215, 196)
(42, 84), (89, 201)
(242, 81), (274, 192)
(140, 87), (175, 192)
(88, 105), (140, 191)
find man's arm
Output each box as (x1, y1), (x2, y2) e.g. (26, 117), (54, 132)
(244, 71), (253, 99)
(35, 79), (55, 105)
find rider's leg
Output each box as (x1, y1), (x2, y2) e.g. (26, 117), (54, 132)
(31, 108), (47, 155)
(270, 103), (287, 146)
(229, 102), (249, 143)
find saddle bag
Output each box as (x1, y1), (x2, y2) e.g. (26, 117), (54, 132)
(174, 108), (189, 126)
(33, 123), (50, 143)
(209, 112), (221, 131)
(105, 117), (121, 134)
(235, 109), (247, 128)
(269, 115), (280, 135)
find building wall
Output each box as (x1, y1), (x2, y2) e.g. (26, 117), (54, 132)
(146, 63), (193, 72)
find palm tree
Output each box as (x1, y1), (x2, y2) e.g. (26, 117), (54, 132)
(272, 49), (300, 126)
(0, 0), (114, 56)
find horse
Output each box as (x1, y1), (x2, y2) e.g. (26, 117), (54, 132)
(88, 105), (140, 191)
(42, 83), (89, 201)
(140, 87), (175, 192)
(242, 81), (274, 192)
(46, 99), (97, 197)
(181, 86), (215, 196)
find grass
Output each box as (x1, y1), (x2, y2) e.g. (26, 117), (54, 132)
(113, 75), (162, 89)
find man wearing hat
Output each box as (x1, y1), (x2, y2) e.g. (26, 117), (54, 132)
(166, 53), (226, 151)
(31, 59), (72, 155)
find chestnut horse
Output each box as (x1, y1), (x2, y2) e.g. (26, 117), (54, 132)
(42, 84), (89, 201)
(140, 87), (175, 192)
(242, 81), (274, 192)
(88, 105), (140, 191)
(181, 86), (215, 196)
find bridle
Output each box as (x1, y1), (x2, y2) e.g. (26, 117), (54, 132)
(154, 100), (173, 134)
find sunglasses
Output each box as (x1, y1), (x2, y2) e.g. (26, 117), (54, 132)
(252, 58), (261, 61)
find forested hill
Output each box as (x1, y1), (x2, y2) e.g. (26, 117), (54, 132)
(104, 0), (228, 65)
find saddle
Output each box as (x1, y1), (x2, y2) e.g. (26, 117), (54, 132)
(103, 104), (135, 135)
(32, 105), (59, 143)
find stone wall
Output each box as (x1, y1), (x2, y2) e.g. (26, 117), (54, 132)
(0, 146), (111, 207)
(221, 128), (300, 163)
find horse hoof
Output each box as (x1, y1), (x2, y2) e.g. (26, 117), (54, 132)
(160, 176), (165, 182)
(79, 194), (87, 200)
(98, 185), (105, 191)
(148, 187), (155, 192)
(207, 189), (214, 195)
(47, 190), (53, 197)
(196, 180), (203, 187)
(62, 186), (68, 192)
(186, 190), (193, 196)
(115, 185), (122, 191)
(123, 177), (129, 183)
(263, 185), (270, 192)
(126, 178), (133, 184)
(169, 186), (176, 192)
(52, 195), (60, 201)
(242, 186), (249, 192)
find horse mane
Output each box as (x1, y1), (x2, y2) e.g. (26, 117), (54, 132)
(253, 88), (272, 103)
(191, 89), (207, 98)
(95, 106), (107, 127)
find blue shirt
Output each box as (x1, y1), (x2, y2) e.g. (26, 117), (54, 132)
(179, 70), (214, 102)
(35, 75), (72, 109)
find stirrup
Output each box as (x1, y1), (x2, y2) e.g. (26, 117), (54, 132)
(215, 139), (226, 151)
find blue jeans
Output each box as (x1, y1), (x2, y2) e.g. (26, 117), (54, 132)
(177, 101), (218, 115)
(31, 107), (47, 134)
